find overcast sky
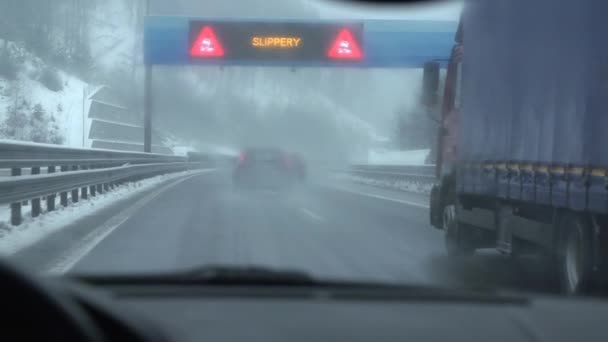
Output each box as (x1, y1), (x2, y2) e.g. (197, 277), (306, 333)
(310, 0), (462, 20)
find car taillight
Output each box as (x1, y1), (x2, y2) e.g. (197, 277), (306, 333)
(282, 154), (293, 169)
(238, 153), (247, 166)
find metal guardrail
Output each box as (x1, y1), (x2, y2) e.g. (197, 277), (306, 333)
(0, 163), (196, 205)
(0, 141), (184, 168)
(0, 140), (206, 226)
(331, 164), (436, 191)
(348, 164), (436, 182)
(333, 164), (436, 182)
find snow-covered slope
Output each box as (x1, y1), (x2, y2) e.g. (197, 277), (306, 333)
(88, 0), (140, 76)
(368, 149), (430, 165)
(0, 40), (90, 147)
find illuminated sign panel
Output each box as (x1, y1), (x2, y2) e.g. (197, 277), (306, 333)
(188, 21), (363, 62)
(251, 36), (302, 48)
(144, 16), (457, 67)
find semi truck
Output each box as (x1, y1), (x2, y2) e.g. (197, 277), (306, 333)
(428, 0), (608, 295)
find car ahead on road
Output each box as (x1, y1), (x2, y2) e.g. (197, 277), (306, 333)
(289, 152), (307, 182)
(233, 148), (303, 190)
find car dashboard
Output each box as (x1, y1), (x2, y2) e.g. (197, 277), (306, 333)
(60, 279), (608, 342)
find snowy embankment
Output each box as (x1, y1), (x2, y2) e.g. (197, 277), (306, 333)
(368, 149), (430, 165)
(0, 39), (90, 147)
(0, 170), (205, 256)
(337, 148), (433, 194)
(332, 172), (433, 194)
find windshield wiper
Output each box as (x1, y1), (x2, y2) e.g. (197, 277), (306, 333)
(181, 265), (316, 285)
(69, 265), (529, 304)
(72, 265), (316, 286)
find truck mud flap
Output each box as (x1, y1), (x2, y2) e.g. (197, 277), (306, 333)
(430, 184), (442, 229)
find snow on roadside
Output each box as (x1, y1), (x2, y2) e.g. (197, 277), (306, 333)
(36, 71), (88, 147)
(368, 149), (430, 165)
(331, 172), (432, 194)
(163, 134), (238, 158)
(0, 170), (207, 256)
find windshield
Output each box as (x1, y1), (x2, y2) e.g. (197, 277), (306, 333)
(2, 0), (606, 300)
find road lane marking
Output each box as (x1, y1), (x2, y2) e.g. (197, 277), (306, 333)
(329, 187), (430, 209)
(300, 208), (325, 223)
(46, 217), (130, 274)
(46, 171), (211, 274)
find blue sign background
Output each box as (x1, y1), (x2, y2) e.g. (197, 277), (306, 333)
(144, 16), (457, 68)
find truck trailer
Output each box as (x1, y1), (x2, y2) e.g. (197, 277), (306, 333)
(429, 0), (608, 294)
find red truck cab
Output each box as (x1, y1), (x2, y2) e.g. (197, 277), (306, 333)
(430, 19), (463, 229)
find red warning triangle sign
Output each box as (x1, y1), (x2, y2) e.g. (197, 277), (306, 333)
(328, 29), (362, 60)
(190, 26), (225, 57)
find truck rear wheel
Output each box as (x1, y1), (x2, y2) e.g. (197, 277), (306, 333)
(558, 212), (594, 295)
(443, 204), (475, 256)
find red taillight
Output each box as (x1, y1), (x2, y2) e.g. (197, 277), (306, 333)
(238, 153), (247, 166)
(282, 154), (294, 169)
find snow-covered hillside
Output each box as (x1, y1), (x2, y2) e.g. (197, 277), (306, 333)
(0, 40), (91, 147)
(368, 149), (430, 165)
(88, 0), (140, 76)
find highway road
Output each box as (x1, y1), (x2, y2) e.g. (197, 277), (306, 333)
(14, 170), (559, 293)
